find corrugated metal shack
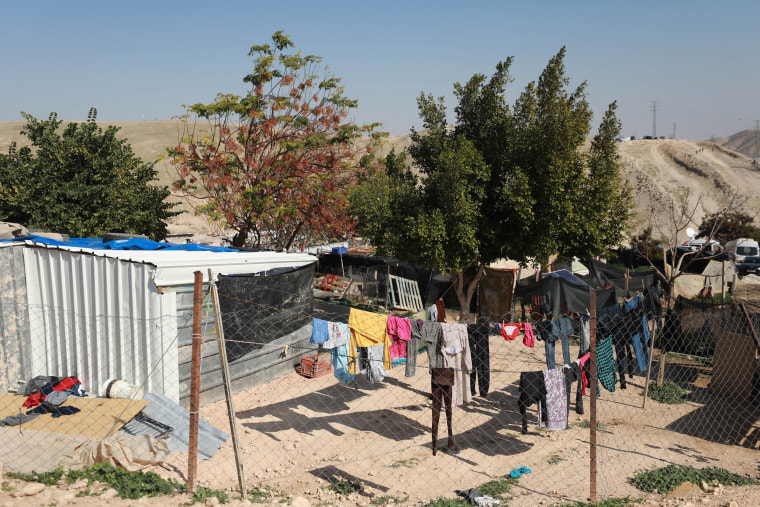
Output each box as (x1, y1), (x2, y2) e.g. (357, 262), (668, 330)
(0, 239), (316, 407)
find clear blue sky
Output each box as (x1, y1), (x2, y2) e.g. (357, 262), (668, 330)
(2, 0), (757, 141)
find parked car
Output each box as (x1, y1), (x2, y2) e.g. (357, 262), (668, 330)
(680, 238), (723, 255)
(737, 256), (760, 276)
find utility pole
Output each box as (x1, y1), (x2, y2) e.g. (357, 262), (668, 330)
(754, 120), (759, 161)
(672, 122), (676, 140)
(650, 100), (657, 138)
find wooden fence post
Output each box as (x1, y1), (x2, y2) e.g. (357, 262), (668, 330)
(188, 271), (203, 494)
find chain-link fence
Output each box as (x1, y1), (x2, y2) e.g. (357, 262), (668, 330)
(1, 266), (759, 505)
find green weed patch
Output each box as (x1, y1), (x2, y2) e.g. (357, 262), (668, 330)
(630, 465), (757, 494)
(646, 380), (688, 404)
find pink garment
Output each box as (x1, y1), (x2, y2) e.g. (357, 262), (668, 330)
(578, 351), (590, 367)
(522, 323), (535, 348)
(387, 315), (412, 360)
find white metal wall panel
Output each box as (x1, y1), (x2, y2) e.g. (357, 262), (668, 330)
(22, 248), (180, 401)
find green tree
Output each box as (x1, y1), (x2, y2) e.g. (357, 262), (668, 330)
(352, 49), (632, 321)
(0, 109), (178, 240)
(698, 210), (760, 244)
(169, 31), (384, 249)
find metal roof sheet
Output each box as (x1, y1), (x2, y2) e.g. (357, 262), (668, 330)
(22, 240), (317, 288)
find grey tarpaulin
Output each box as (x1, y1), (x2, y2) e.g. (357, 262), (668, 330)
(121, 392), (229, 460)
(586, 259), (656, 294)
(514, 274), (617, 316)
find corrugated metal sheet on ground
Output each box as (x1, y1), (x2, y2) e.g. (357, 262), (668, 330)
(121, 392), (228, 460)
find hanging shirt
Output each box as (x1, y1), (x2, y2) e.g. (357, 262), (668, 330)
(441, 323), (472, 407)
(310, 318), (330, 344)
(347, 309), (391, 375)
(596, 334), (617, 392)
(387, 315), (412, 360)
(323, 322), (349, 349)
(405, 317), (422, 377)
(421, 321), (444, 370)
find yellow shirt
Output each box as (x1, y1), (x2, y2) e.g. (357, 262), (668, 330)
(347, 309), (391, 374)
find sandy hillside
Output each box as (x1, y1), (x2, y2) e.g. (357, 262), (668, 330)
(2, 120), (760, 240)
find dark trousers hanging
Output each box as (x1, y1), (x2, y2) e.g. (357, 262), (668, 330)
(467, 323), (490, 397)
(431, 383), (453, 455)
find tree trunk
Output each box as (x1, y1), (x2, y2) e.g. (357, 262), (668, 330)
(232, 225), (249, 248)
(451, 264), (485, 324)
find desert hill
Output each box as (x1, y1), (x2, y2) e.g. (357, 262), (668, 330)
(2, 120), (759, 240)
(712, 129), (760, 161)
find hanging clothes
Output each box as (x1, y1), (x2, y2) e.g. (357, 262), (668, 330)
(542, 317), (572, 370)
(323, 322), (349, 349)
(421, 321), (444, 370)
(405, 317), (422, 377)
(331, 342), (355, 386)
(499, 323), (521, 341)
(347, 309), (391, 375)
(623, 295), (650, 372)
(427, 304), (438, 322)
(364, 343), (388, 383)
(441, 323), (472, 407)
(518, 371), (546, 433)
(597, 302), (633, 388)
(596, 334), (617, 393)
(579, 314), (590, 355)
(523, 322), (535, 348)
(431, 367), (454, 455)
(310, 318), (330, 344)
(435, 299), (447, 323)
(387, 315), (412, 361)
(467, 322), (491, 398)
(519, 363), (582, 433)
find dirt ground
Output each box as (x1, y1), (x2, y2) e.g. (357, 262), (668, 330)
(1, 320), (759, 506)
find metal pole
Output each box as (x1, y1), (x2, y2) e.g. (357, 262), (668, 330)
(642, 327), (657, 409)
(209, 270), (247, 498)
(188, 271), (203, 494)
(721, 261), (726, 305)
(589, 289), (598, 504)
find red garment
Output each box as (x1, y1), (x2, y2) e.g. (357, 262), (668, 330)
(435, 299), (447, 323)
(581, 370), (589, 396)
(499, 323), (521, 341)
(23, 377), (81, 408)
(522, 322), (535, 348)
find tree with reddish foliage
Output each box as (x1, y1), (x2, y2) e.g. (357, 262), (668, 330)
(169, 32), (384, 249)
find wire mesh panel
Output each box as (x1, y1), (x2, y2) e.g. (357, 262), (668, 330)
(593, 295), (760, 501)
(2, 272), (760, 505)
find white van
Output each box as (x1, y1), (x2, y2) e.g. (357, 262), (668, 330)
(725, 238), (760, 263)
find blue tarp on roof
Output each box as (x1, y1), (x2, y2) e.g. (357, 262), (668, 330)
(1, 235), (237, 252)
